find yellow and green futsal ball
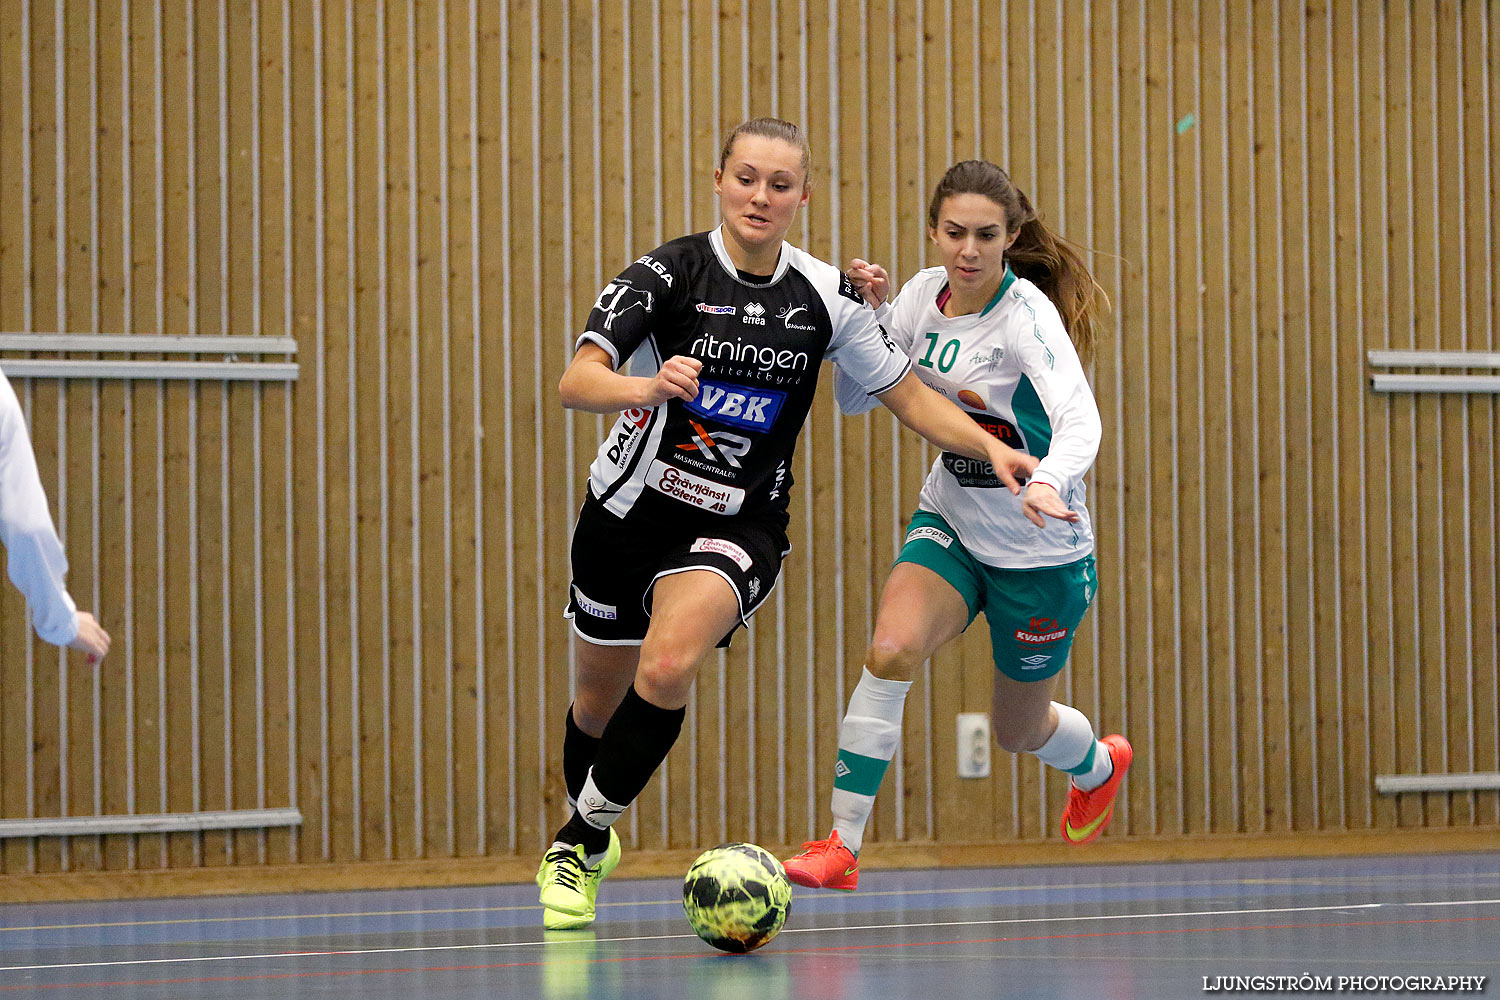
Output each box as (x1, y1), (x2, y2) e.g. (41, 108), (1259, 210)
(682, 842), (793, 953)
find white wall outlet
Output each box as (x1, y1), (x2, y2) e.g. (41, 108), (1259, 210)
(956, 712), (991, 779)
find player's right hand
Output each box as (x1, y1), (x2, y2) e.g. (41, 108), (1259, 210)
(642, 355), (703, 405)
(984, 440), (1040, 496)
(846, 259), (890, 308)
(68, 611), (111, 664)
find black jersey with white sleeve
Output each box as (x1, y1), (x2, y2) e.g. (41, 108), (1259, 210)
(577, 226), (910, 527)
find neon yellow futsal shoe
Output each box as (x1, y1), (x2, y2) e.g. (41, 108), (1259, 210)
(1060, 734), (1133, 845)
(537, 829), (622, 930)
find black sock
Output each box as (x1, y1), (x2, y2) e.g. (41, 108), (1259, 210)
(562, 705), (600, 805)
(556, 812), (612, 856)
(589, 685), (686, 805)
(552, 685), (686, 853)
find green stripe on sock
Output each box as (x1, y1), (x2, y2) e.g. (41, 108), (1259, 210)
(833, 749), (891, 797)
(1064, 739), (1098, 776)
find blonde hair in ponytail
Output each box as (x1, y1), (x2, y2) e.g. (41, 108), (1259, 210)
(926, 160), (1107, 362)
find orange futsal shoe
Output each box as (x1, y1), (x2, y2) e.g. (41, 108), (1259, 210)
(1060, 734), (1133, 845)
(783, 830), (859, 891)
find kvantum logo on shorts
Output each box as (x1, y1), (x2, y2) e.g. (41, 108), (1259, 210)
(906, 525), (953, 548)
(1015, 617), (1067, 644)
(573, 588), (617, 621)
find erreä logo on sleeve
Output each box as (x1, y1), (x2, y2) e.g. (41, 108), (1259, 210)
(684, 381), (786, 432)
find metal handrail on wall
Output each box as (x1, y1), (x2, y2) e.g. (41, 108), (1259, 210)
(0, 333), (298, 381)
(1368, 349), (1500, 393)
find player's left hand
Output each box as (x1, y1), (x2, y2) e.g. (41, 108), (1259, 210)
(1021, 481), (1080, 527)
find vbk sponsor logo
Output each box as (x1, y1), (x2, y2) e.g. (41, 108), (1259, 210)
(592, 281), (653, 331)
(742, 301), (767, 326)
(573, 588), (618, 621)
(697, 302), (736, 315)
(1015, 617), (1068, 645)
(690, 537), (753, 571)
(776, 303), (817, 332)
(906, 525), (953, 548)
(1019, 653), (1053, 669)
(633, 253), (674, 286)
(677, 419), (753, 469)
(605, 406), (653, 465)
(647, 459), (745, 514)
(685, 381), (785, 432)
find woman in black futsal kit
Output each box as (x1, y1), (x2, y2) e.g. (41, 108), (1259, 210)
(537, 118), (1038, 929)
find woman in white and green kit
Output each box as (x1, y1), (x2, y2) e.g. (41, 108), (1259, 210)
(785, 160), (1129, 890)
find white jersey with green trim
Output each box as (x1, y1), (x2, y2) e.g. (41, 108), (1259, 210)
(836, 265), (1100, 569)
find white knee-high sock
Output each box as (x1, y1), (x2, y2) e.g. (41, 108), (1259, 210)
(829, 667), (913, 854)
(1030, 702), (1114, 790)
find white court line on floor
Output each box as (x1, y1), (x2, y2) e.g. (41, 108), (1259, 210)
(5, 870), (1499, 934)
(4, 899), (1497, 974)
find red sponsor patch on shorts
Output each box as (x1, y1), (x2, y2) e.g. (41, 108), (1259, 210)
(1014, 616), (1068, 644)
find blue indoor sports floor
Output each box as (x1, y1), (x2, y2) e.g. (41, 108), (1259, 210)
(0, 852), (1494, 999)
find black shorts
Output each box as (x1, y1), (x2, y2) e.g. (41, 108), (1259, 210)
(564, 497), (790, 648)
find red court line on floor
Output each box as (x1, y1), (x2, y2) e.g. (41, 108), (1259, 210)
(0, 913), (1492, 992)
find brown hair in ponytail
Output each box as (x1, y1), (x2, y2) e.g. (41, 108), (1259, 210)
(926, 160), (1106, 361)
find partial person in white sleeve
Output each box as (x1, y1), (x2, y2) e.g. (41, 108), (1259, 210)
(785, 160), (1127, 891)
(0, 372), (111, 663)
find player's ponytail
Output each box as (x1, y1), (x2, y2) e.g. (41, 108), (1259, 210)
(927, 161), (1106, 362)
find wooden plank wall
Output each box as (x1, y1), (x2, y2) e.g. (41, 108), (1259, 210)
(0, 0), (1494, 893)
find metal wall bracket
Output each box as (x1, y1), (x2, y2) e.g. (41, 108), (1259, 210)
(1374, 773), (1500, 794)
(0, 333), (298, 381)
(1368, 349), (1500, 394)
(0, 807), (303, 838)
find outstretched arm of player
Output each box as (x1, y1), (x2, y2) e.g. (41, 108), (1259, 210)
(874, 373), (1038, 494)
(558, 343), (702, 414)
(0, 378), (112, 662)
